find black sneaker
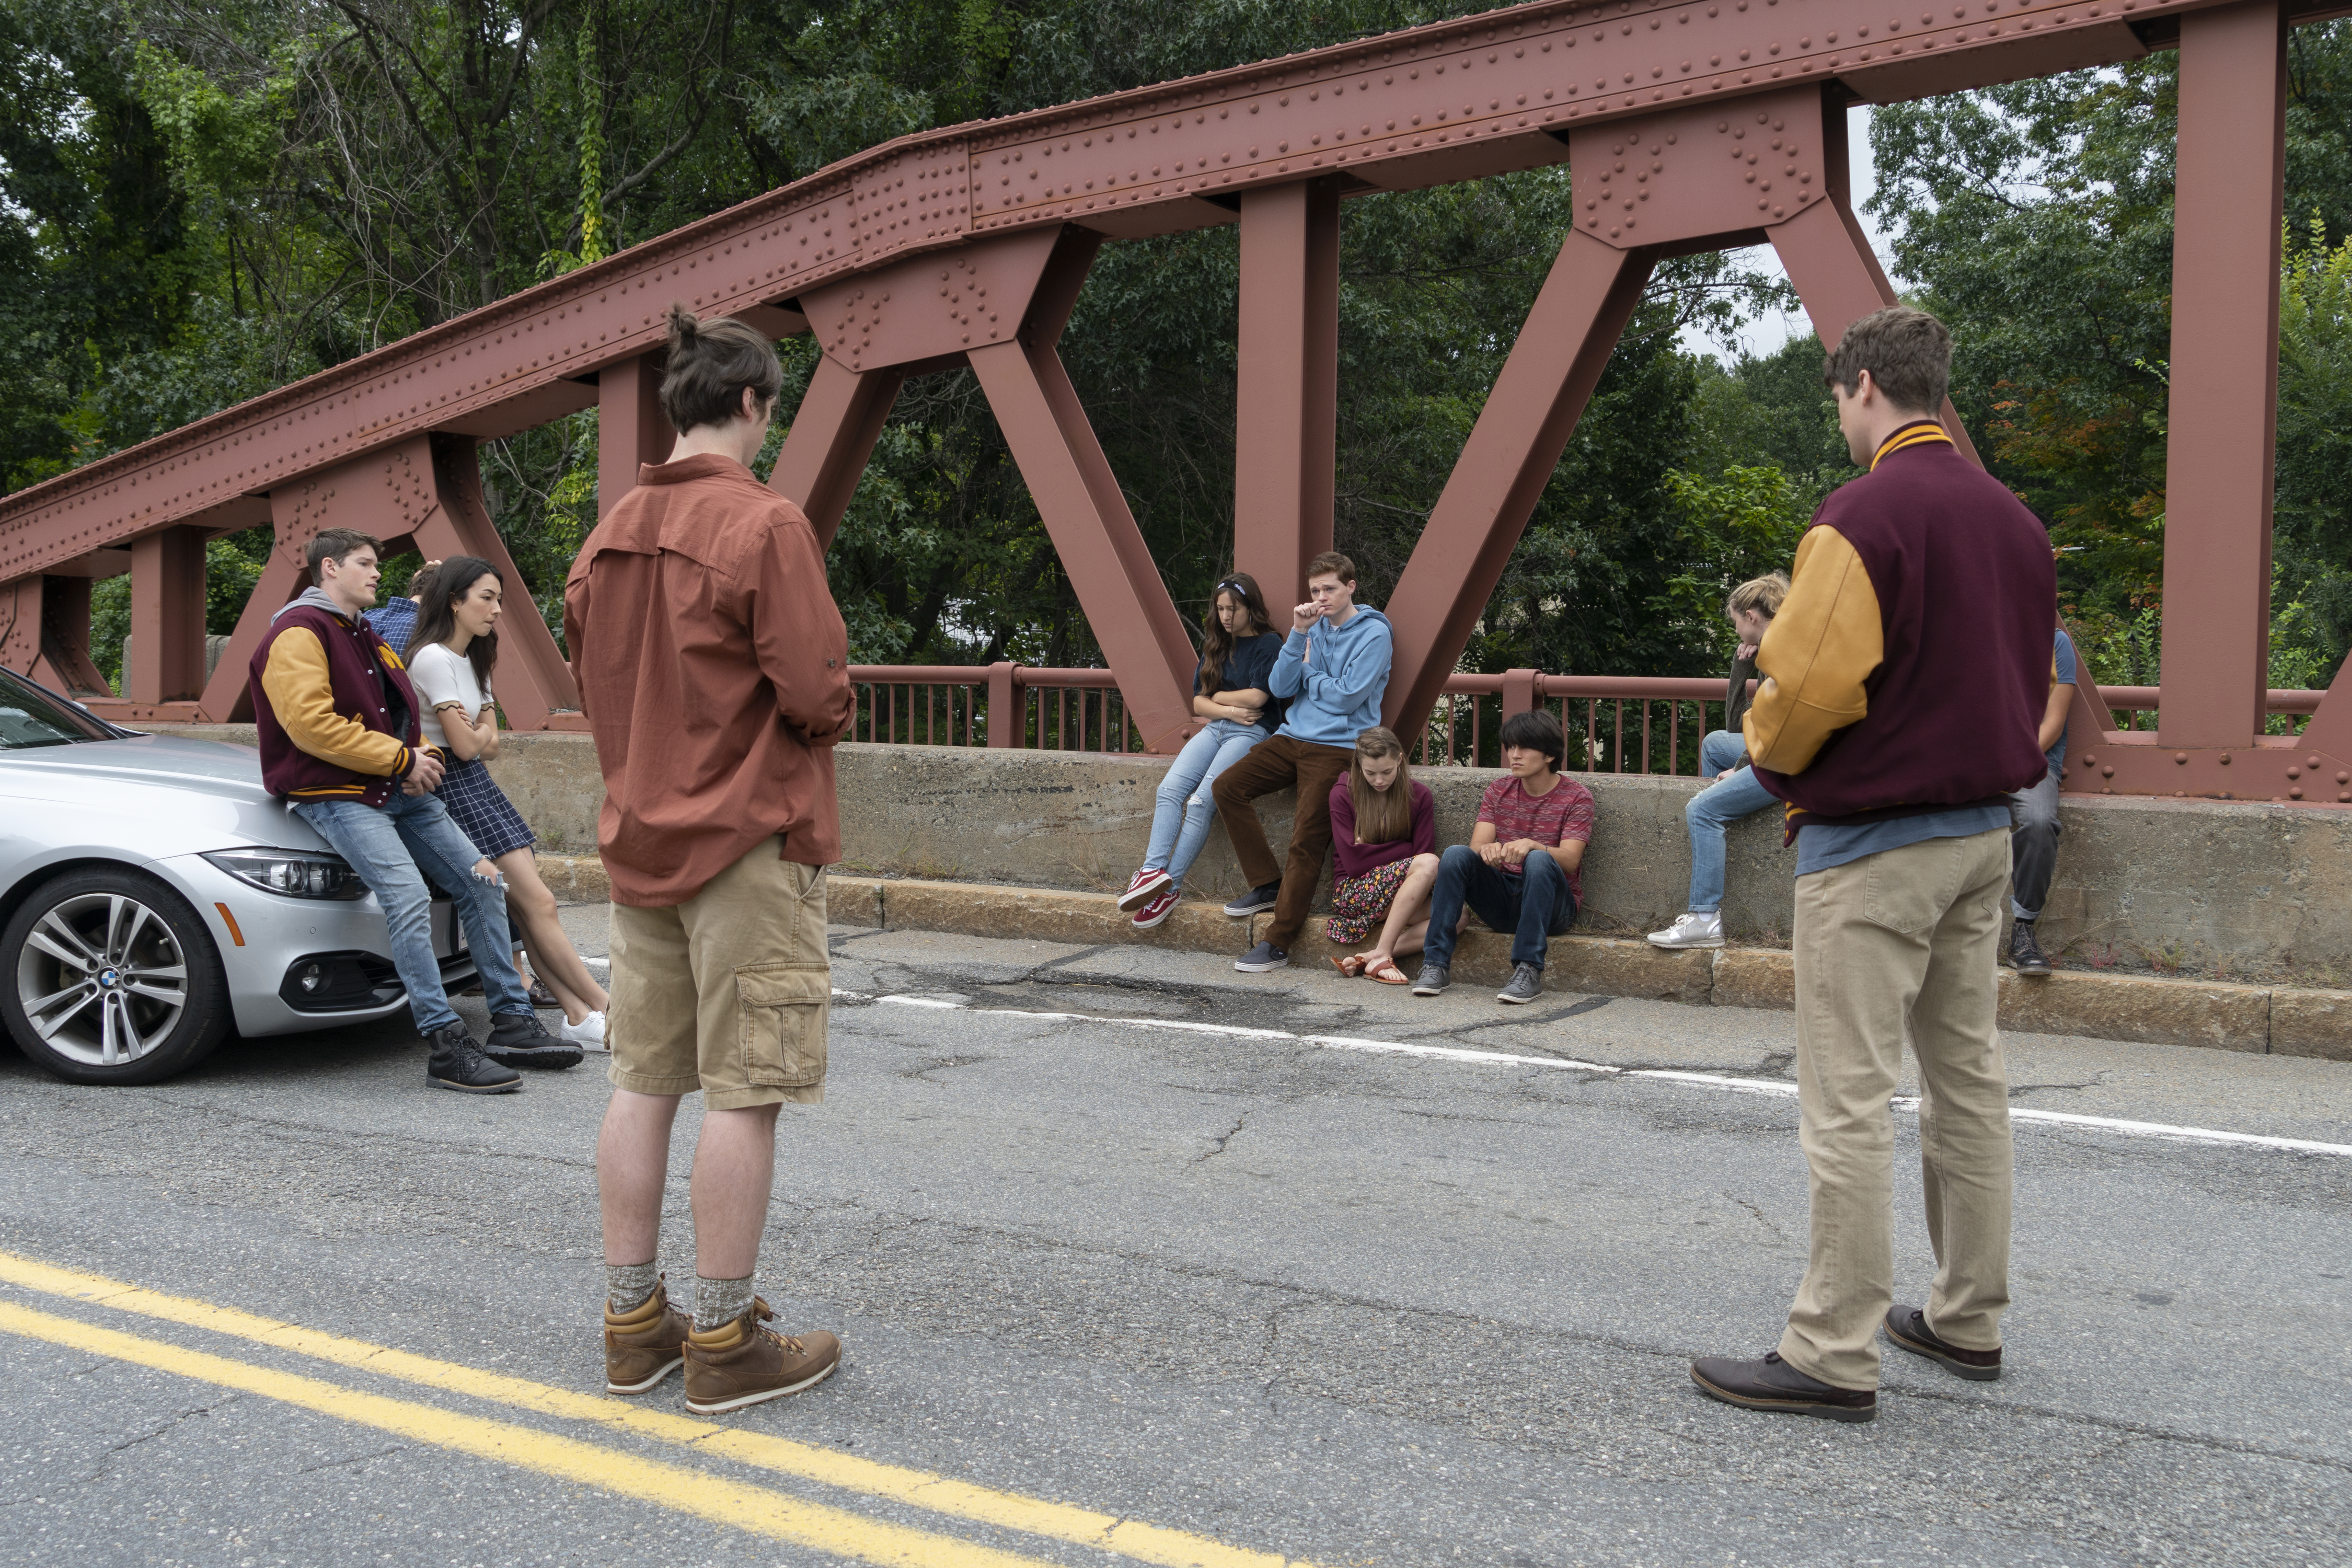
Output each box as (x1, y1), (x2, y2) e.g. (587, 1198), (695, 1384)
(2010, 920), (2051, 976)
(483, 1011), (584, 1070)
(1410, 963), (1450, 997)
(1223, 882), (1283, 918)
(1497, 963), (1544, 1004)
(426, 1024), (523, 1094)
(1233, 940), (1289, 973)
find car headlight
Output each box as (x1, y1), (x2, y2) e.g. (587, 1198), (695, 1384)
(201, 848), (372, 900)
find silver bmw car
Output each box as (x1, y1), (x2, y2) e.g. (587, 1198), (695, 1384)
(0, 664), (477, 1085)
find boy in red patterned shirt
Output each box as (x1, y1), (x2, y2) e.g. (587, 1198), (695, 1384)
(1411, 709), (1596, 1005)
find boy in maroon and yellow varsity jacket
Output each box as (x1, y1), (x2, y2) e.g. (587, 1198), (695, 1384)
(1692, 307), (2052, 1426)
(248, 528), (570, 1092)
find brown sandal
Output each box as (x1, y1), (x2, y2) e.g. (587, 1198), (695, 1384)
(1331, 954), (1368, 979)
(1365, 957), (1410, 985)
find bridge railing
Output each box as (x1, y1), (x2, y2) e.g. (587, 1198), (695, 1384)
(2093, 687), (2325, 736)
(849, 666), (2337, 773)
(851, 665), (1742, 771)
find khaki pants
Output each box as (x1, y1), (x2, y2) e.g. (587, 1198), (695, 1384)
(607, 838), (830, 1111)
(1779, 827), (2013, 1390)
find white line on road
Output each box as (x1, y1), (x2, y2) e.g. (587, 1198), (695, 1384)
(838, 989), (2352, 1159)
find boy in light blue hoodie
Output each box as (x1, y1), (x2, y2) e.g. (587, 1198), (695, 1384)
(1212, 551), (1394, 971)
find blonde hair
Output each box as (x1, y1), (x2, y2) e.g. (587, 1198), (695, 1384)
(1726, 571), (1790, 619)
(1347, 727), (1413, 846)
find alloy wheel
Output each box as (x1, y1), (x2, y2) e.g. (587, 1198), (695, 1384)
(15, 891), (191, 1067)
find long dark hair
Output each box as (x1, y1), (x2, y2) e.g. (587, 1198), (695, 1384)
(410, 555), (501, 691)
(1197, 571), (1273, 694)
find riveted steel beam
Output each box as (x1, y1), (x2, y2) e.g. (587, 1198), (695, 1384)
(1233, 180), (1341, 599)
(0, 0), (2313, 745)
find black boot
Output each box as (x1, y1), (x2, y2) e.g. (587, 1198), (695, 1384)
(426, 1024), (524, 1094)
(2009, 920), (2051, 976)
(483, 1010), (584, 1070)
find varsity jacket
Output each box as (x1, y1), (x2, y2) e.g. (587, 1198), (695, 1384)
(1744, 420), (2056, 834)
(250, 588), (434, 805)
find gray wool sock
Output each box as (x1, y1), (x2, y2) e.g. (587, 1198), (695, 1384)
(605, 1261), (660, 1316)
(694, 1274), (757, 1333)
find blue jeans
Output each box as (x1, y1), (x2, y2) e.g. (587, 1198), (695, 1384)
(1143, 719), (1269, 887)
(1687, 729), (1778, 913)
(295, 791), (531, 1035)
(1423, 844), (1579, 971)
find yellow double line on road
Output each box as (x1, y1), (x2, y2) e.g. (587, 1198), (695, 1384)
(0, 1251), (1310, 1568)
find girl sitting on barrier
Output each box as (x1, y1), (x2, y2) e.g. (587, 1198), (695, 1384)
(1326, 727), (1437, 985)
(409, 556), (612, 1047)
(1116, 572), (1283, 930)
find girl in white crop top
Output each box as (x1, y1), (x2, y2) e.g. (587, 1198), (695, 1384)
(409, 557), (611, 1046)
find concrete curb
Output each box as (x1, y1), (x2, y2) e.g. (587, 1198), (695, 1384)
(537, 853), (2351, 1061)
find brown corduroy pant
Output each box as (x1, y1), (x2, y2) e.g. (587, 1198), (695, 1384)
(1210, 733), (1355, 953)
(1778, 826), (2015, 1391)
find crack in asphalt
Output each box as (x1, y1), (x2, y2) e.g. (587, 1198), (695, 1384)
(1192, 1114), (1248, 1167)
(79, 1394), (241, 1483)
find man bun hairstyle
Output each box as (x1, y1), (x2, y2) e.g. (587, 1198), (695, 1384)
(1499, 707), (1566, 769)
(1725, 571), (1791, 620)
(1305, 550), (1357, 584)
(1822, 305), (1952, 414)
(658, 305), (785, 435)
(307, 528), (381, 584)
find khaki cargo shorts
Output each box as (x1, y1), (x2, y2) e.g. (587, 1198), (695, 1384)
(606, 838), (830, 1109)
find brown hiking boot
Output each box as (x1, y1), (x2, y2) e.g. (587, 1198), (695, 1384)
(682, 1298), (841, 1415)
(604, 1278), (691, 1396)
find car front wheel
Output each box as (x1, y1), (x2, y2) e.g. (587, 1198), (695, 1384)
(1, 867), (230, 1085)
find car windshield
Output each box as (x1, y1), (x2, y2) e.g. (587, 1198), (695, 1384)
(0, 665), (124, 748)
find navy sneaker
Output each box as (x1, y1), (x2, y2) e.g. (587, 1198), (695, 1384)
(1233, 940), (1289, 973)
(1223, 882), (1282, 918)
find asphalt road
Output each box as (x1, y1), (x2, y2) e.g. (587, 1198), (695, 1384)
(3, 908), (2348, 1568)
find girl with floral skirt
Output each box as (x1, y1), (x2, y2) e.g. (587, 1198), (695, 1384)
(1325, 727), (1437, 985)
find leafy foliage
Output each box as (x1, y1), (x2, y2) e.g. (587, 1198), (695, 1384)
(10, 1), (2352, 701)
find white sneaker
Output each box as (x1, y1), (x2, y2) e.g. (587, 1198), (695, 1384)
(1647, 911), (1724, 949)
(561, 1010), (608, 1048)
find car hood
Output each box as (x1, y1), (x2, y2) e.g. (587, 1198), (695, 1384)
(5, 733), (278, 801)
(0, 733), (330, 857)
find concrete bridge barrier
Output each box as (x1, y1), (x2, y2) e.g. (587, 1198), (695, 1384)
(140, 728), (2352, 1057)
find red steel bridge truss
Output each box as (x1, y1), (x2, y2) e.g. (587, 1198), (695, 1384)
(1, 0), (2345, 803)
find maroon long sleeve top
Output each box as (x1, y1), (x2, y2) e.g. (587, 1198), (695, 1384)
(1326, 777), (1436, 880)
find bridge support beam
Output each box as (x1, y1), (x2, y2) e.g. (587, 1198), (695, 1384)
(970, 332), (1198, 755)
(128, 526), (207, 705)
(1768, 194), (1982, 467)
(597, 353), (672, 521)
(1381, 229), (1654, 742)
(1233, 180), (1340, 599)
(770, 357), (906, 550)
(197, 437), (582, 728)
(2158, 0), (2287, 753)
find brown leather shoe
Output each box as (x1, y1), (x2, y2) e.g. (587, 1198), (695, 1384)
(1689, 1351), (1878, 1422)
(603, 1278), (691, 1396)
(1884, 1303), (2002, 1381)
(683, 1298), (841, 1415)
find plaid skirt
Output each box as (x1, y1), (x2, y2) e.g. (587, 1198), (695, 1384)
(1324, 857), (1414, 945)
(436, 754), (535, 860)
